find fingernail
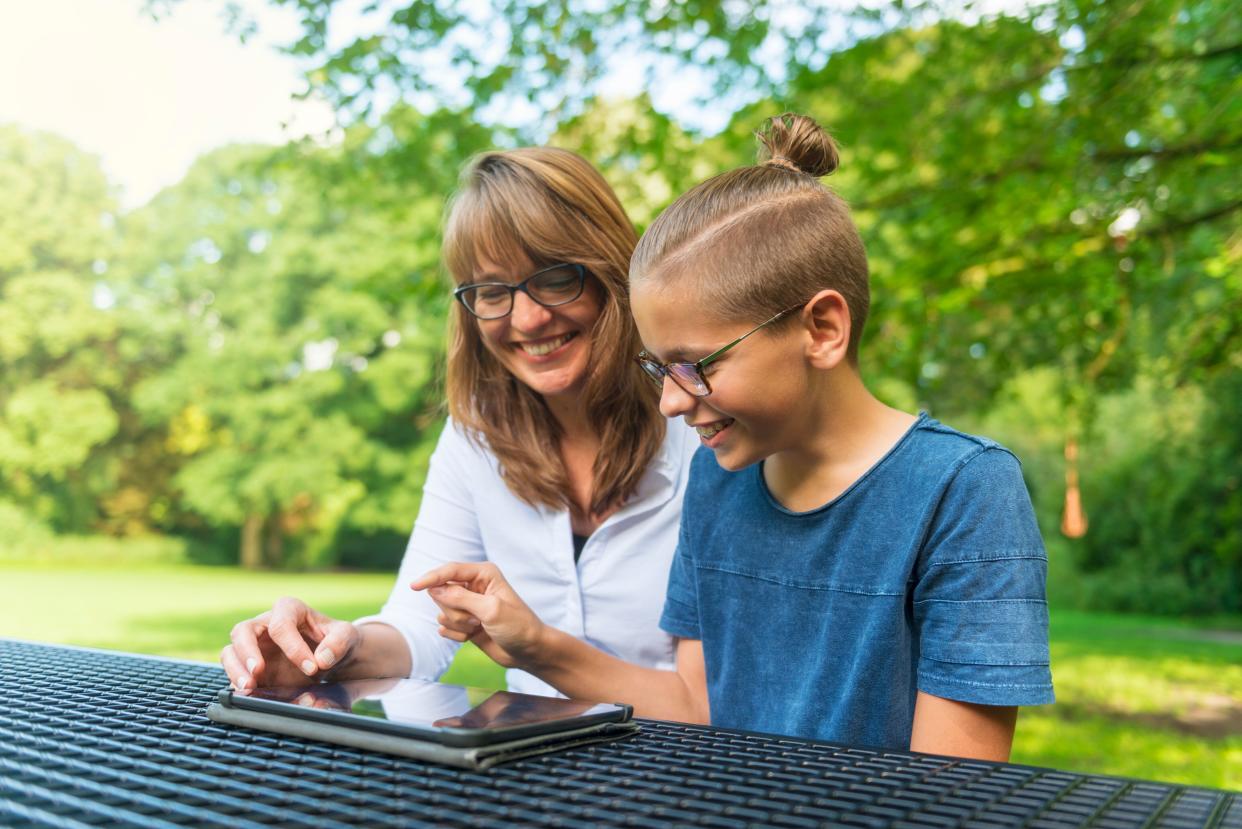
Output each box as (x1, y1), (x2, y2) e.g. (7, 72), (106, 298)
(319, 648), (336, 668)
(238, 675), (250, 690)
(429, 586), (443, 596)
(302, 660), (316, 675)
(246, 657), (258, 673)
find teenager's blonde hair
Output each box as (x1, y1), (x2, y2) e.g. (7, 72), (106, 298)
(630, 113), (870, 359)
(443, 147), (664, 515)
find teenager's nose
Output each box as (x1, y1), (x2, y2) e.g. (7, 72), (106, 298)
(658, 376), (697, 419)
(510, 290), (553, 332)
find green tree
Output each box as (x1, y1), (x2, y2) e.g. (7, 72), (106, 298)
(0, 125), (128, 535)
(120, 108), (495, 567)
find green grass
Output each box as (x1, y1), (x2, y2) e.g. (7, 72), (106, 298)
(1012, 609), (1242, 789)
(2, 562), (1237, 789)
(0, 562), (507, 689)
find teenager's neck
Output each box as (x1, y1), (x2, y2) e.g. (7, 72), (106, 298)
(763, 367), (916, 512)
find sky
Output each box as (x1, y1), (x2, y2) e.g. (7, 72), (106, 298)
(0, 0), (697, 212)
(0, 0), (335, 210)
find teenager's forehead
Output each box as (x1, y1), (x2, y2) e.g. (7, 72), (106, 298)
(631, 282), (735, 360)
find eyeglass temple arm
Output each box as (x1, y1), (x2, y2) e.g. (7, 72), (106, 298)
(696, 306), (798, 369)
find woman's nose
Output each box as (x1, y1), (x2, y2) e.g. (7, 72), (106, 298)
(658, 377), (698, 419)
(510, 290), (553, 331)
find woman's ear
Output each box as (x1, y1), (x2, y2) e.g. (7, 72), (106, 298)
(801, 289), (851, 370)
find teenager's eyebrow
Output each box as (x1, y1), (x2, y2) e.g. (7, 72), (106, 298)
(647, 345), (714, 362)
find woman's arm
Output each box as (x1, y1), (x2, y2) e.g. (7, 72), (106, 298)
(413, 562), (710, 723)
(351, 422), (489, 679)
(909, 692), (1016, 761)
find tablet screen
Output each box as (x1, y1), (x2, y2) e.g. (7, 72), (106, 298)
(241, 677), (622, 733)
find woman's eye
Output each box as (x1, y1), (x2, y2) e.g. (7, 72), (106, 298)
(535, 275), (579, 294)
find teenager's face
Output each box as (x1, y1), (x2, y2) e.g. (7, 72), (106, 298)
(631, 283), (808, 471)
(471, 251), (605, 400)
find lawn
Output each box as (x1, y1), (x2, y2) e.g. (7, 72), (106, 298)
(1, 562), (1237, 789)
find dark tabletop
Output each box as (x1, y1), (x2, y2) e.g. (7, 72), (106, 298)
(0, 639), (1237, 828)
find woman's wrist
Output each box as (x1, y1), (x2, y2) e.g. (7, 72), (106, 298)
(332, 622), (409, 680)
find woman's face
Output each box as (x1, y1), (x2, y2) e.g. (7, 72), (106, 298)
(471, 251), (606, 401)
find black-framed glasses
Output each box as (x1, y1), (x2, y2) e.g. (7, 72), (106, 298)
(453, 263), (587, 320)
(635, 305), (802, 397)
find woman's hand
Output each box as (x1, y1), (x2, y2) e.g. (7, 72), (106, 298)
(221, 597), (362, 693)
(411, 563), (547, 670)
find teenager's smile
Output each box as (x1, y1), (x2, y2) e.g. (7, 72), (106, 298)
(691, 417), (735, 447)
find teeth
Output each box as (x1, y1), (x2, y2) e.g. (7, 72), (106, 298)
(696, 420), (732, 439)
(520, 333), (574, 356)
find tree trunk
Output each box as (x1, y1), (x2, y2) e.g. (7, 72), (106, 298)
(1061, 437), (1088, 538)
(265, 514), (284, 568)
(240, 514), (264, 569)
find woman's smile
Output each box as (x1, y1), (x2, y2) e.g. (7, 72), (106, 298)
(512, 331), (579, 360)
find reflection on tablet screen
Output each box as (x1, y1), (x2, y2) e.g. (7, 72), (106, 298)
(249, 678), (609, 730)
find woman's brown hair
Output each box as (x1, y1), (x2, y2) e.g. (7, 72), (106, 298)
(442, 147), (664, 515)
(630, 113), (870, 360)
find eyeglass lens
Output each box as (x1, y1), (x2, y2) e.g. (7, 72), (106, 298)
(638, 357), (710, 397)
(460, 265), (583, 319)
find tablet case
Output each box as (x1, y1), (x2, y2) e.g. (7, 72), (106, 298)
(206, 702), (640, 771)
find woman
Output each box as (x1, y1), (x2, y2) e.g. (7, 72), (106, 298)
(220, 147), (696, 696)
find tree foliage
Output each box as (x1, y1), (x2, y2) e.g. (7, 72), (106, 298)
(4, 0), (1239, 603)
(114, 109), (496, 567)
(0, 126), (124, 531)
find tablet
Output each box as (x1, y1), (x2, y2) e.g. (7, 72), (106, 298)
(215, 676), (632, 747)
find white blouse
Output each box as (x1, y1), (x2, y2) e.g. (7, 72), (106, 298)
(354, 417), (698, 697)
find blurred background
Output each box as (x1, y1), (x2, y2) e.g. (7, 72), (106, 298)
(0, 0), (1238, 788)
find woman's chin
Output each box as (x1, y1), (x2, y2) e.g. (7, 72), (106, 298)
(511, 361), (590, 400)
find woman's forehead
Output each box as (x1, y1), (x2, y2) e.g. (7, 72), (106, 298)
(450, 195), (535, 281)
(472, 244), (535, 281)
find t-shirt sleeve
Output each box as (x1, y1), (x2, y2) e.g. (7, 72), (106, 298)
(912, 447), (1054, 706)
(659, 525), (701, 640)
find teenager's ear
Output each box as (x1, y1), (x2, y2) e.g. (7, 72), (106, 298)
(801, 289), (851, 370)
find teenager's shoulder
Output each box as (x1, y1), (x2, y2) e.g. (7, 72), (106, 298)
(903, 414), (1022, 475)
(898, 417), (1037, 527)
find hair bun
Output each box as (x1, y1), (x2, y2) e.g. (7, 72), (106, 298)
(755, 113), (840, 177)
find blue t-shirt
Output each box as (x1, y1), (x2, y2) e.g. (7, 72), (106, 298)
(659, 412), (1054, 750)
